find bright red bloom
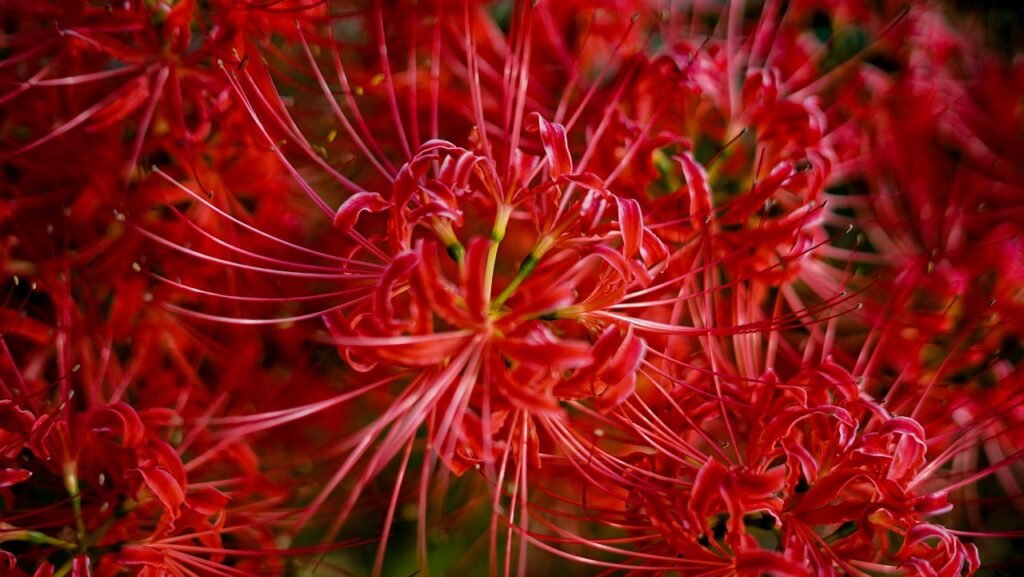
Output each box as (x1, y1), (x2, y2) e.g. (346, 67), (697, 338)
(3, 1), (1022, 575)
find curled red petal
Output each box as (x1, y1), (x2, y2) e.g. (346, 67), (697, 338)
(28, 413), (57, 461)
(188, 486), (232, 516)
(597, 326), (646, 387)
(615, 196), (643, 259)
(33, 562), (55, 577)
(589, 244), (632, 282)
(492, 362), (562, 416)
(91, 402), (146, 449)
(71, 555), (91, 577)
(132, 466), (185, 522)
(595, 372), (636, 412)
(555, 172), (607, 193)
(322, 313), (378, 372)
(413, 241), (475, 327)
(688, 458), (727, 531)
(796, 469), (885, 522)
(374, 251), (419, 322)
(407, 200), (461, 225)
(501, 335), (592, 370)
(593, 328), (645, 411)
(916, 491), (954, 516)
(451, 149), (483, 189)
(640, 228), (669, 265)
(676, 152), (711, 221)
(145, 439), (189, 488)
(333, 191), (391, 232)
(0, 467), (31, 488)
(531, 113), (573, 179)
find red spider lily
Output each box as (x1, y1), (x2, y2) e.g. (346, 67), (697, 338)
(0, 0), (331, 300)
(141, 3), (887, 571)
(0, 274), (355, 575)
(164, 74), (670, 574)
(3, 0), (1023, 576)
(522, 353), (986, 575)
(801, 11), (1024, 534)
(0, 0), (325, 166)
(137, 0), (1020, 572)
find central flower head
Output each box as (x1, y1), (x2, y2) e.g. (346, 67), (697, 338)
(327, 115), (663, 430)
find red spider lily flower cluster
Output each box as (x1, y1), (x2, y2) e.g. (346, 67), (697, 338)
(2, 1), (1022, 576)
